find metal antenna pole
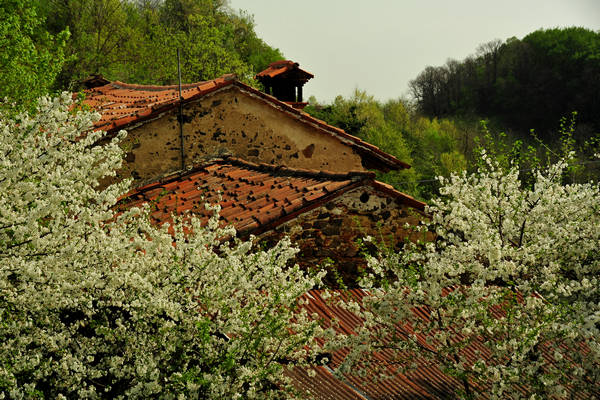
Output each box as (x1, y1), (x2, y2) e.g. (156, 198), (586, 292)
(177, 49), (185, 171)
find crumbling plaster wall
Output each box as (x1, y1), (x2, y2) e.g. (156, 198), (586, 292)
(115, 86), (365, 185)
(258, 186), (426, 287)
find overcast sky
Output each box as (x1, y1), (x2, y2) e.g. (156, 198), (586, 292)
(228, 0), (600, 103)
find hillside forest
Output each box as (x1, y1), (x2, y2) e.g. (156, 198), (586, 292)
(3, 0), (599, 200)
(1, 0), (282, 104)
(305, 27), (600, 199)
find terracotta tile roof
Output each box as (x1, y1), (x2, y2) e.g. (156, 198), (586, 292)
(255, 60), (314, 80)
(289, 289), (588, 400)
(83, 74), (236, 133)
(118, 158), (373, 236)
(117, 158), (423, 236)
(83, 77), (410, 171)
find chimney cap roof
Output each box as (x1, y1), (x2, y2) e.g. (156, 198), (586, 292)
(255, 60), (314, 82)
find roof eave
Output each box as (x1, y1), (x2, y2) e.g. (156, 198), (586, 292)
(370, 181), (427, 211)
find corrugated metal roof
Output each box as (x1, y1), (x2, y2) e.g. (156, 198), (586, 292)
(284, 366), (367, 400)
(292, 289), (590, 400)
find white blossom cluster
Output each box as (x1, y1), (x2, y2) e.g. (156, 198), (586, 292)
(0, 94), (327, 399)
(336, 152), (600, 399)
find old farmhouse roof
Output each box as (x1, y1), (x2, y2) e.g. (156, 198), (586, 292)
(287, 289), (589, 400)
(118, 157), (424, 237)
(82, 76), (410, 171)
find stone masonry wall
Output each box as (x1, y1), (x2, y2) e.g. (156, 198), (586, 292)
(113, 86), (365, 186)
(258, 186), (426, 287)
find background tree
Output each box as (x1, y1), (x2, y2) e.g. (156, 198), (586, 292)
(305, 92), (469, 200)
(41, 0), (139, 89)
(40, 0), (284, 89)
(409, 27), (600, 142)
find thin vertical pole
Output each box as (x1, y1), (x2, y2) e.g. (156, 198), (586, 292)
(177, 49), (185, 171)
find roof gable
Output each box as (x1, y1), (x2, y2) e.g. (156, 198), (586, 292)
(83, 77), (409, 171)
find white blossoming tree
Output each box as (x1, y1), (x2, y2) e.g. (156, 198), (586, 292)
(0, 94), (326, 399)
(337, 153), (600, 398)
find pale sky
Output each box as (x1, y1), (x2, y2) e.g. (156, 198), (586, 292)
(228, 0), (600, 103)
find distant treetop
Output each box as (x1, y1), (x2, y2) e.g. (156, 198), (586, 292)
(409, 27), (600, 138)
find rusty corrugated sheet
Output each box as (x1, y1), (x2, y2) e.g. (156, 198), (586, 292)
(295, 289), (590, 400)
(284, 366), (367, 400)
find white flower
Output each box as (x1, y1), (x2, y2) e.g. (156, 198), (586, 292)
(334, 152), (600, 399)
(0, 95), (327, 399)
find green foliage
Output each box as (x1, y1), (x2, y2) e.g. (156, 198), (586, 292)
(39, 0), (284, 89)
(401, 116), (469, 199)
(411, 22), (600, 189)
(409, 27), (600, 141)
(475, 112), (600, 185)
(0, 0), (68, 108)
(219, 9), (284, 74)
(306, 91), (417, 194)
(305, 91), (471, 200)
(134, 10), (253, 84)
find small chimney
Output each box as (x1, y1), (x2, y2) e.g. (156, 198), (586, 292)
(255, 60), (313, 109)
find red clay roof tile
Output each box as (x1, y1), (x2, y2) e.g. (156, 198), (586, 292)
(118, 158), (372, 235)
(255, 60), (314, 80)
(118, 157), (423, 236)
